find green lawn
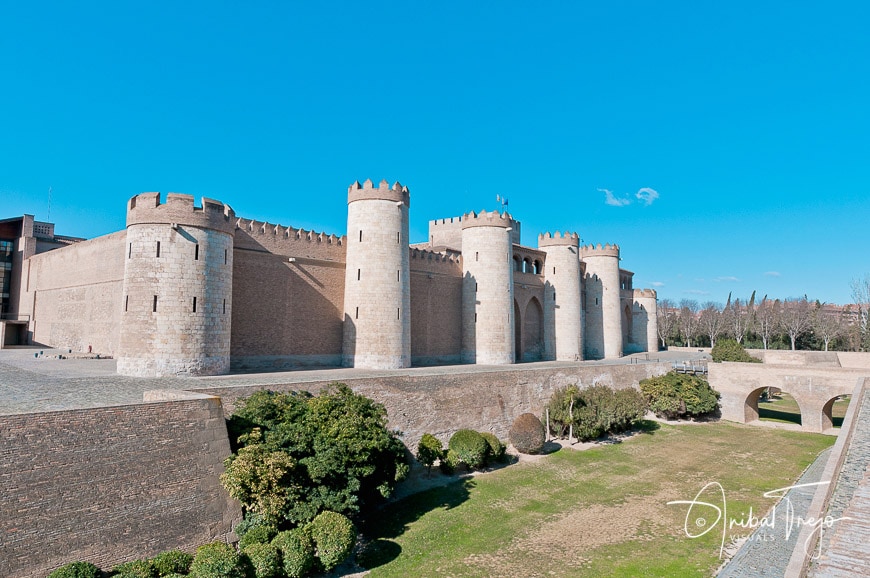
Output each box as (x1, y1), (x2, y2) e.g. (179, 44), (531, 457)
(358, 422), (834, 577)
(759, 392), (850, 426)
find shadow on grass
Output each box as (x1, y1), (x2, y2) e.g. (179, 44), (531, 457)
(635, 419), (661, 434)
(758, 406), (802, 425)
(357, 477), (476, 570)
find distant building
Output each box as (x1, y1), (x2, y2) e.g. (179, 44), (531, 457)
(0, 179), (658, 374)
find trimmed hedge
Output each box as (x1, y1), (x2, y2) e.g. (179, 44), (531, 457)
(239, 523), (277, 550)
(188, 541), (249, 578)
(47, 562), (102, 578)
(112, 559), (155, 578)
(448, 429), (489, 469)
(509, 413), (546, 454)
(480, 432), (506, 463)
(272, 528), (314, 578)
(150, 550), (193, 576)
(416, 433), (444, 474)
(307, 510), (356, 571)
(243, 542), (283, 578)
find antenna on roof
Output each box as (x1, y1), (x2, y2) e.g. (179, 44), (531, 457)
(47, 186), (52, 221)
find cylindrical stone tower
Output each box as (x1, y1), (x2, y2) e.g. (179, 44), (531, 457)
(581, 243), (622, 359)
(461, 210), (514, 365)
(539, 232), (583, 361)
(342, 179), (411, 369)
(117, 192), (235, 377)
(632, 289), (659, 353)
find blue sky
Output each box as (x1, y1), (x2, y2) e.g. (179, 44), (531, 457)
(2, 2), (868, 305)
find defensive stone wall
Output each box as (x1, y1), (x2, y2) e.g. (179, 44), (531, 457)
(24, 231), (126, 355)
(410, 256), (463, 365)
(230, 226), (346, 370)
(192, 362), (671, 450)
(0, 392), (239, 578)
(539, 232), (583, 361)
(582, 243), (622, 359)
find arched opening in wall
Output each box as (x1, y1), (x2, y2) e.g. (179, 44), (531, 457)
(749, 386), (802, 426)
(533, 260), (542, 275)
(513, 256), (521, 272)
(522, 258), (531, 273)
(821, 394), (851, 431)
(522, 297), (544, 362)
(514, 300), (522, 362)
(622, 304), (632, 348)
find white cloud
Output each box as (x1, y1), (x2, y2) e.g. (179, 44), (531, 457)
(636, 187), (659, 205)
(714, 276), (740, 283)
(600, 188), (631, 207)
(764, 271), (781, 277)
(684, 289), (711, 296)
(650, 281), (665, 287)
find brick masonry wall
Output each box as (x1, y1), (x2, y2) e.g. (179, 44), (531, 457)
(409, 269), (463, 364)
(193, 362), (672, 450)
(0, 394), (239, 578)
(230, 237), (345, 369)
(25, 231), (126, 355)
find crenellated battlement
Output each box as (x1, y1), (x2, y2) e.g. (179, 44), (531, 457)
(580, 243), (620, 258)
(538, 231), (580, 248)
(126, 192), (236, 235)
(236, 218), (345, 246)
(460, 210), (515, 230)
(233, 217), (347, 261)
(347, 178), (410, 207)
(632, 288), (658, 299)
(410, 247), (462, 275)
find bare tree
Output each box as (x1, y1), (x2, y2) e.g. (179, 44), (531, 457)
(678, 299), (700, 347)
(755, 296), (781, 350)
(723, 291), (755, 344)
(812, 304), (844, 352)
(851, 275), (870, 350)
(780, 297), (812, 350)
(699, 302), (724, 347)
(656, 298), (678, 348)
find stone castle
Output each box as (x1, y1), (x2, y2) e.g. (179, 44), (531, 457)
(0, 179), (658, 375)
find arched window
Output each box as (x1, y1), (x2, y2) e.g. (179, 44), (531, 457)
(533, 260), (542, 274)
(513, 256), (522, 271)
(522, 258), (531, 273)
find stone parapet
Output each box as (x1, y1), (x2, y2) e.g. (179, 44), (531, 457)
(538, 231), (580, 248)
(460, 210), (514, 230)
(126, 193), (236, 235)
(347, 179), (410, 207)
(580, 243), (620, 258)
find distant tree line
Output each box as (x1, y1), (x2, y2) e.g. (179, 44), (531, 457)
(656, 276), (870, 352)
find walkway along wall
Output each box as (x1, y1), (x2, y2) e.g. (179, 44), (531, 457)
(0, 391), (239, 578)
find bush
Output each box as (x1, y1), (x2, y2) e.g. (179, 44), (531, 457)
(225, 384), (409, 527)
(439, 449), (457, 474)
(239, 523), (277, 550)
(544, 385), (580, 438)
(447, 429), (489, 469)
(509, 413), (546, 454)
(112, 559), (155, 578)
(416, 433), (444, 475)
(480, 432), (506, 463)
(307, 510), (356, 571)
(640, 372), (720, 420)
(546, 385), (646, 442)
(188, 542), (249, 578)
(243, 542), (282, 578)
(711, 339), (761, 363)
(47, 562), (102, 578)
(150, 550), (193, 576)
(612, 388), (647, 433)
(272, 528), (314, 578)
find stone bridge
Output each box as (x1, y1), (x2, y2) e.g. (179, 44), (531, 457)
(709, 360), (868, 433)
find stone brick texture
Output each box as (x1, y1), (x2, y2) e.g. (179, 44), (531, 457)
(0, 395), (239, 578)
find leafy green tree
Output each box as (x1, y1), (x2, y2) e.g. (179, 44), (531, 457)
(225, 384), (408, 527)
(640, 372), (720, 419)
(711, 338), (761, 363)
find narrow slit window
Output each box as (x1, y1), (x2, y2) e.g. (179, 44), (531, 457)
(359, 230), (363, 242)
(128, 243), (132, 258)
(124, 295), (128, 312)
(397, 307), (400, 320)
(153, 295), (158, 312)
(553, 267), (556, 275)
(223, 298), (227, 314)
(355, 306), (359, 319)
(156, 241), (161, 257)
(357, 269), (361, 281)
(474, 313), (478, 323)
(194, 244), (199, 260)
(397, 231), (400, 243)
(475, 282), (478, 292)
(192, 297), (197, 312)
(224, 249), (228, 264)
(397, 270), (400, 282)
(475, 251), (479, 261)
